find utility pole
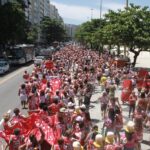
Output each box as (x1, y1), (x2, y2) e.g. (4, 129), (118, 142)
(91, 8), (93, 20)
(99, 0), (103, 57)
(124, 0), (129, 57)
(100, 0), (103, 20)
(126, 0), (129, 8)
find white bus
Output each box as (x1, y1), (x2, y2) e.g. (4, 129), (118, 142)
(8, 44), (35, 65)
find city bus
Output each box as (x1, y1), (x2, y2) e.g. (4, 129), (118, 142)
(8, 44), (35, 65)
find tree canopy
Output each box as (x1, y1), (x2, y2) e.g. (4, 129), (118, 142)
(0, 1), (27, 45)
(75, 4), (150, 66)
(40, 17), (66, 44)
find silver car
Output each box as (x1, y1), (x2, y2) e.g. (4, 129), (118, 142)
(34, 56), (45, 65)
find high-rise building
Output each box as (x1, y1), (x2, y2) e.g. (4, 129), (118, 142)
(44, 0), (50, 17)
(29, 0), (44, 24)
(49, 4), (61, 21)
(64, 24), (79, 40)
(1, 0), (63, 24)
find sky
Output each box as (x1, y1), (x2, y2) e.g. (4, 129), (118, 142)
(51, 0), (150, 25)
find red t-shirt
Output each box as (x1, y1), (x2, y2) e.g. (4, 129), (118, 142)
(48, 103), (59, 114)
(129, 95), (137, 105)
(9, 135), (24, 150)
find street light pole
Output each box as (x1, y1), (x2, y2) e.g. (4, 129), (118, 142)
(100, 0), (103, 20)
(126, 0), (129, 8)
(99, 0), (103, 57)
(91, 8), (93, 20)
(124, 0), (129, 57)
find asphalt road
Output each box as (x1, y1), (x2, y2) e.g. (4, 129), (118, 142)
(0, 63), (33, 119)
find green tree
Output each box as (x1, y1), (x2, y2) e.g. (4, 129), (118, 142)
(40, 17), (66, 44)
(75, 19), (106, 49)
(0, 1), (27, 46)
(27, 25), (38, 44)
(105, 4), (150, 66)
(76, 4), (150, 66)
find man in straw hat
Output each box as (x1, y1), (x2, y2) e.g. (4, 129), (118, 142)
(104, 131), (119, 150)
(123, 121), (139, 150)
(105, 131), (115, 145)
(72, 141), (84, 150)
(88, 134), (104, 150)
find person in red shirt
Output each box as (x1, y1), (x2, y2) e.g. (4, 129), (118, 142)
(6, 128), (24, 150)
(129, 91), (137, 118)
(28, 93), (39, 111)
(48, 97), (60, 115)
(11, 108), (26, 124)
(23, 71), (29, 81)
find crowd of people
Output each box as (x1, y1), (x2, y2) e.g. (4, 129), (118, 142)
(0, 44), (150, 150)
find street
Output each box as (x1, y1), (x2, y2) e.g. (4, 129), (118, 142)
(0, 64), (33, 119)
(0, 52), (149, 149)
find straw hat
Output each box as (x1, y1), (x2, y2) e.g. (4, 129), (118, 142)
(75, 106), (81, 114)
(105, 132), (114, 144)
(93, 134), (103, 148)
(72, 141), (83, 150)
(125, 121), (135, 133)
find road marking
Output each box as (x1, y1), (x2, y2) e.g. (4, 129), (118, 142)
(0, 65), (33, 85)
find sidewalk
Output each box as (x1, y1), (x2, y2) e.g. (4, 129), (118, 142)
(89, 85), (150, 149)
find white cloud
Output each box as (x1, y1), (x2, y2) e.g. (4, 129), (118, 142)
(51, 1), (124, 24)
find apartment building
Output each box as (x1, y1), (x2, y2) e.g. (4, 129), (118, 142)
(64, 24), (79, 39)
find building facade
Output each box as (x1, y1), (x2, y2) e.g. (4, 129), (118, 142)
(49, 4), (62, 22)
(44, 0), (50, 17)
(64, 24), (79, 40)
(1, 0), (63, 24)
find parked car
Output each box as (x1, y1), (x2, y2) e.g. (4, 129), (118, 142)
(34, 56), (45, 65)
(0, 60), (10, 74)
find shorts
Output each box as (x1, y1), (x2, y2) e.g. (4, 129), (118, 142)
(20, 95), (27, 102)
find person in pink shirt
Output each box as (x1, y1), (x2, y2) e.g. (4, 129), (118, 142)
(128, 91), (137, 118)
(134, 116), (143, 150)
(99, 92), (109, 119)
